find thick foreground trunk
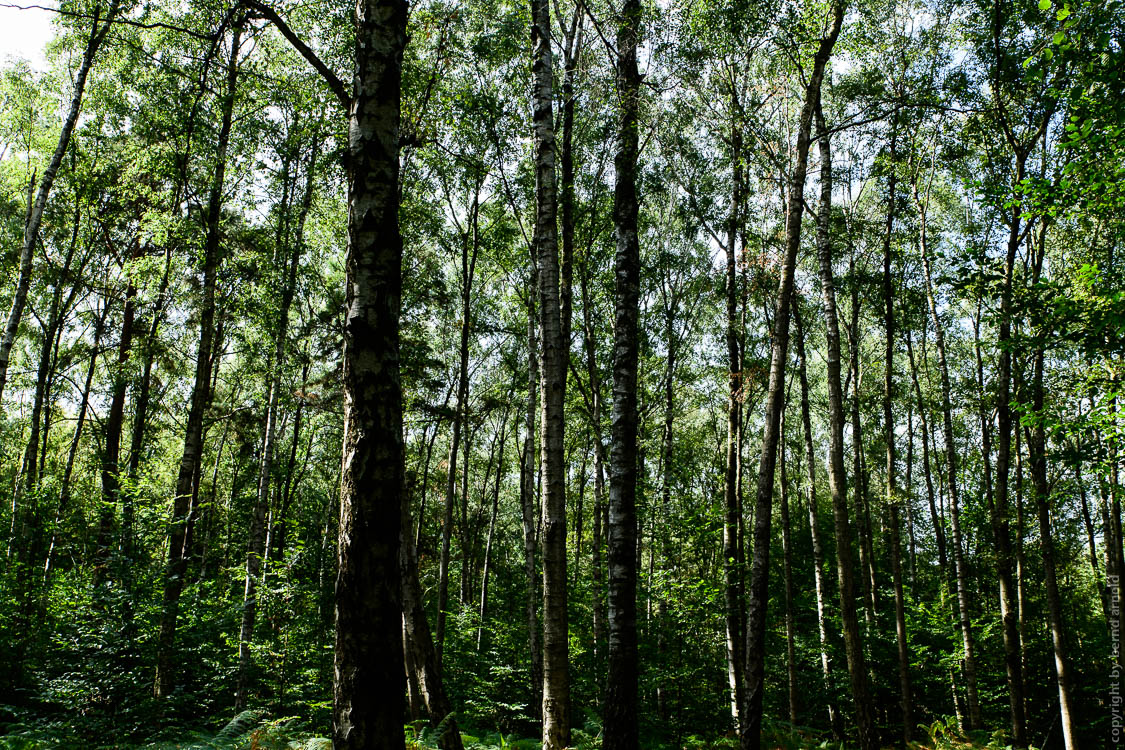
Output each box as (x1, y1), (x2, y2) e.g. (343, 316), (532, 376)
(603, 0), (641, 745)
(332, 2), (408, 747)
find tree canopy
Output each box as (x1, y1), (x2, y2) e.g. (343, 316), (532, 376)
(0, 0), (1122, 748)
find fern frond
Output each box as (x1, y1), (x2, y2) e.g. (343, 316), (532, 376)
(215, 709), (264, 742)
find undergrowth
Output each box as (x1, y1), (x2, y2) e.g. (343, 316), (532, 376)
(0, 709), (1032, 750)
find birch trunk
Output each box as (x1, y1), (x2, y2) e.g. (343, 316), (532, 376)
(331, 0), (409, 746)
(154, 20), (242, 698)
(813, 95), (877, 750)
(0, 0), (119, 408)
(722, 90), (746, 732)
(603, 0), (641, 743)
(915, 167), (983, 728)
(401, 503), (465, 750)
(530, 0), (569, 741)
(880, 119), (912, 742)
(236, 140), (318, 708)
(794, 302), (842, 737)
(740, 12), (843, 744)
(437, 189), (479, 664)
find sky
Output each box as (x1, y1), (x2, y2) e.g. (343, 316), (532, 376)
(0, 4), (55, 70)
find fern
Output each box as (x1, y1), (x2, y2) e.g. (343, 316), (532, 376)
(215, 710), (265, 743)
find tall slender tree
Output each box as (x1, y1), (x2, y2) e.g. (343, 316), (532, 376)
(741, 6), (844, 746)
(603, 0), (642, 746)
(814, 94), (877, 750)
(154, 17), (243, 698)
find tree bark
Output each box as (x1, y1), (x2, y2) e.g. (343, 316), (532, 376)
(779, 427), (798, 726)
(1025, 226), (1078, 750)
(794, 302), (843, 737)
(880, 118), (912, 743)
(603, 0), (641, 744)
(740, 12), (843, 744)
(44, 299), (108, 580)
(94, 241), (139, 587)
(991, 153), (1030, 747)
(331, 0), (409, 746)
(519, 281), (543, 723)
(402, 501), (465, 750)
(529, 0), (569, 742)
(905, 332), (947, 573)
(1073, 449), (1107, 618)
(655, 268), (679, 722)
(437, 184), (480, 664)
(13, 227), (80, 576)
(1026, 353), (1078, 748)
(722, 86), (746, 733)
(124, 245), (174, 556)
(580, 247), (608, 681)
(905, 406), (917, 589)
(813, 95), (877, 750)
(477, 407), (510, 651)
(847, 256), (877, 630)
(236, 138), (318, 708)
(558, 10), (582, 348)
(154, 19), (242, 699)
(915, 163), (983, 728)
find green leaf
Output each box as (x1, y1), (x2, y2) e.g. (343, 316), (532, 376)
(1038, 0), (1050, 10)
(1053, 31), (1065, 44)
(1057, 5), (1071, 18)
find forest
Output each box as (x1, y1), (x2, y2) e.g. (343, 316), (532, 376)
(0, 0), (1122, 747)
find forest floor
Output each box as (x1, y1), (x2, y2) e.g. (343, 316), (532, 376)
(0, 710), (1024, 750)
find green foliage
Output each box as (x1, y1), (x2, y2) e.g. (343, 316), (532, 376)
(0, 0), (1121, 747)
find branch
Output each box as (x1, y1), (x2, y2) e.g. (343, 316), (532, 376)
(0, 2), (217, 41)
(244, 0), (350, 109)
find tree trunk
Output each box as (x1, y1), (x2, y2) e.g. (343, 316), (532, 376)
(655, 269), (679, 722)
(332, 1), (409, 747)
(1014, 406), (1031, 724)
(1026, 351), (1078, 748)
(94, 242), (139, 587)
(519, 281), (543, 723)
(794, 302), (843, 737)
(580, 248), (608, 681)
(154, 20), (242, 699)
(603, 0), (641, 744)
(530, 0), (569, 742)
(813, 94), (877, 750)
(0, 0), (119, 408)
(44, 299), (108, 579)
(1073, 449), (1107, 618)
(991, 155), (1029, 746)
(880, 118), (912, 742)
(457, 416), (473, 608)
(847, 256), (877, 630)
(905, 332), (947, 573)
(780, 427), (798, 726)
(14, 229), (80, 580)
(740, 13), (842, 744)
(1108, 387), (1125, 709)
(905, 406), (918, 589)
(722, 87), (746, 733)
(1025, 226), (1078, 749)
(558, 11), (582, 348)
(437, 188), (480, 662)
(401, 501), (465, 750)
(914, 167), (984, 729)
(478, 407), (510, 651)
(236, 139), (317, 708)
